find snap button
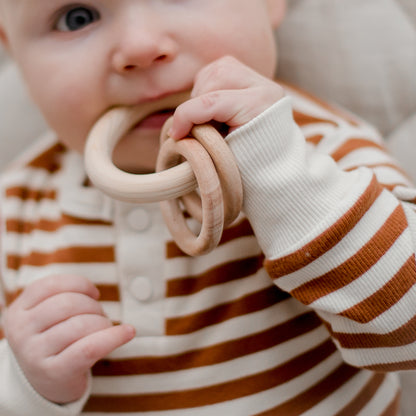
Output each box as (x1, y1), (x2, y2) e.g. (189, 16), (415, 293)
(127, 208), (151, 231)
(130, 276), (153, 302)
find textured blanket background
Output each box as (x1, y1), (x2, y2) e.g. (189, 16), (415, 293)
(1, 1), (416, 414)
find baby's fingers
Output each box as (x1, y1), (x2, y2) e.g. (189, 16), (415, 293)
(55, 324), (136, 372)
(30, 292), (105, 333)
(16, 274), (100, 310)
(170, 88), (281, 140)
(170, 90), (244, 139)
(191, 56), (254, 97)
(41, 314), (115, 357)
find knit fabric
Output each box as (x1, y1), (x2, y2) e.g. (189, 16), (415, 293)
(0, 85), (412, 415)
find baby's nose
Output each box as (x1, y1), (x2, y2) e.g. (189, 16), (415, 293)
(111, 22), (177, 73)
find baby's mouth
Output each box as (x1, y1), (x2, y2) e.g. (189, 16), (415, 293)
(134, 109), (175, 130)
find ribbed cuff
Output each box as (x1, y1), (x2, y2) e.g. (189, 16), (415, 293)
(226, 97), (371, 259)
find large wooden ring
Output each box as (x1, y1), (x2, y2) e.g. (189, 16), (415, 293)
(84, 92), (196, 203)
(156, 138), (224, 256)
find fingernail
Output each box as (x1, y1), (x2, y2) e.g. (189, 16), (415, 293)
(126, 325), (136, 338)
(168, 127), (178, 140)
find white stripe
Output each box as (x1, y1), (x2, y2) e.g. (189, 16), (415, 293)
(164, 234), (261, 279)
(357, 373), (400, 416)
(301, 123), (337, 141)
(100, 301), (121, 322)
(4, 225), (115, 256)
(117, 348), (343, 416)
(372, 165), (413, 187)
(3, 263), (118, 287)
(276, 189), (398, 292)
(110, 297), (310, 358)
(0, 132), (57, 172)
(93, 326), (330, 394)
(290, 89), (352, 125)
(336, 340), (416, 368)
(301, 370), (374, 416)
(337, 148), (395, 169)
(165, 268), (272, 317)
(0, 166), (51, 188)
(310, 230), (411, 313)
(5, 225), (114, 256)
(2, 198), (60, 221)
(319, 280), (416, 334)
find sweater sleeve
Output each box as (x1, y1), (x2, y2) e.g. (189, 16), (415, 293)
(226, 96), (416, 372)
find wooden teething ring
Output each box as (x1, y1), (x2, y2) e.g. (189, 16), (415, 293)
(84, 91), (243, 256)
(159, 118), (243, 227)
(156, 137), (224, 255)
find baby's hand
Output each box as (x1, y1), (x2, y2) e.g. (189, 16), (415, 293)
(169, 56), (285, 139)
(3, 275), (135, 404)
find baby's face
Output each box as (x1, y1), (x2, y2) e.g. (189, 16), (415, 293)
(0, 0), (282, 172)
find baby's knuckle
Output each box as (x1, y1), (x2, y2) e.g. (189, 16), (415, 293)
(79, 341), (97, 362)
(218, 55), (238, 66)
(200, 92), (219, 110)
(42, 359), (64, 381)
(39, 274), (62, 293)
(58, 296), (75, 314)
(4, 314), (26, 344)
(70, 316), (88, 333)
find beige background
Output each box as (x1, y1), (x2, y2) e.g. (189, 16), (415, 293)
(1, 1), (416, 414)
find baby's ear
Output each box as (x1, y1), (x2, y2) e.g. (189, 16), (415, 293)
(267, 0), (286, 29)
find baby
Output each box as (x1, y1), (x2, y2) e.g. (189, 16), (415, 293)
(0, 1), (415, 415)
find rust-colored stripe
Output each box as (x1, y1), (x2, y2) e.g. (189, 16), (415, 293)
(93, 311), (322, 376)
(280, 80), (360, 127)
(293, 110), (337, 128)
(331, 139), (385, 163)
(167, 255), (264, 297)
(306, 134), (324, 145)
(5, 186), (56, 201)
(366, 360), (416, 372)
(7, 246), (115, 270)
(6, 214), (112, 234)
(334, 373), (385, 416)
(380, 391), (401, 416)
(266, 175), (382, 278)
(27, 142), (66, 173)
(97, 284), (120, 302)
(339, 256), (416, 323)
(330, 312), (416, 349)
(5, 283), (119, 305)
(404, 197), (416, 205)
(291, 204), (407, 304)
(166, 218), (255, 258)
(166, 285), (290, 335)
(256, 364), (361, 416)
(84, 339), (337, 412)
(4, 288), (23, 305)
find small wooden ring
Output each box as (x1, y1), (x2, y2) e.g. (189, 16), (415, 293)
(156, 138), (224, 256)
(160, 119), (243, 226)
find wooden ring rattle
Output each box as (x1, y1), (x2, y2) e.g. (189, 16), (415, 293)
(159, 118), (243, 228)
(156, 137), (224, 255)
(84, 92), (243, 256)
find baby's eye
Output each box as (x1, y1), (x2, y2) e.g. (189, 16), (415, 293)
(56, 6), (99, 32)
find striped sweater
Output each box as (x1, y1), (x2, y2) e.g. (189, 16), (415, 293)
(0, 86), (415, 415)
